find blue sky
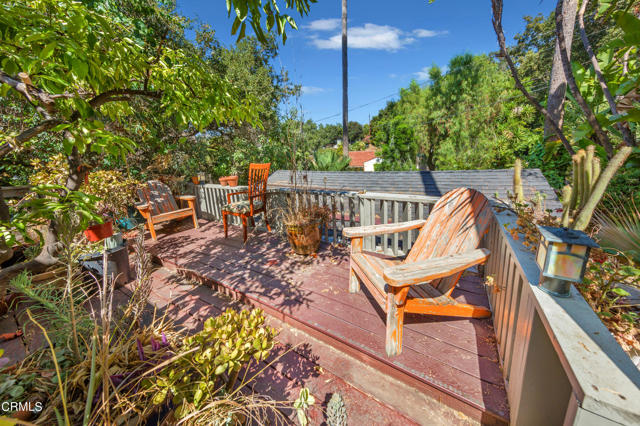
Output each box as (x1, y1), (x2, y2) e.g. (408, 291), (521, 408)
(177, 0), (555, 124)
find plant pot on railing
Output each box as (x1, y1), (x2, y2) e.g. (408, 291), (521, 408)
(84, 220), (113, 242)
(219, 176), (239, 187)
(191, 176), (200, 185)
(285, 220), (321, 255)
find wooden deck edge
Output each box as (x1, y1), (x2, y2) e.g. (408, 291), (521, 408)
(154, 255), (508, 426)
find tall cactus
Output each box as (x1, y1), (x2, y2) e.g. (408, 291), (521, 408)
(561, 145), (632, 230)
(513, 159), (525, 203)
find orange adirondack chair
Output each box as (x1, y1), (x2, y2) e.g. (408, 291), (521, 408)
(222, 163), (271, 242)
(343, 187), (493, 356)
(136, 180), (198, 241)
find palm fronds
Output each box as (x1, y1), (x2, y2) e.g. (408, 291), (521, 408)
(595, 197), (640, 264)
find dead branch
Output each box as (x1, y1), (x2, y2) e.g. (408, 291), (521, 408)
(491, 0), (576, 156)
(554, 0), (615, 157)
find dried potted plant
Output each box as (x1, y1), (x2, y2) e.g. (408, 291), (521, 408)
(282, 190), (332, 255)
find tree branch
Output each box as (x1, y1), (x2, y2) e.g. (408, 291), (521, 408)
(555, 0), (615, 157)
(88, 89), (161, 109)
(491, 0), (576, 156)
(15, 119), (63, 144)
(577, 0), (636, 147)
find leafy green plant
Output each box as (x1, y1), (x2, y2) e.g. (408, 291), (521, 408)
(294, 387), (315, 426)
(0, 185), (100, 248)
(147, 308), (278, 420)
(83, 170), (139, 220)
(580, 253), (640, 347)
(310, 149), (350, 171)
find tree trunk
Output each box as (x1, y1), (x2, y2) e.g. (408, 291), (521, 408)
(341, 0), (349, 158)
(0, 147), (86, 285)
(543, 0), (577, 141)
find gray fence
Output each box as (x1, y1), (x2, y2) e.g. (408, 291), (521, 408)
(483, 209), (640, 425)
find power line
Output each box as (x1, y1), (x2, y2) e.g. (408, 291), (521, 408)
(313, 27), (608, 124)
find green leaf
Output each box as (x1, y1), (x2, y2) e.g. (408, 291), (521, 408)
(71, 59), (88, 79)
(611, 287), (630, 297)
(152, 388), (167, 405)
(40, 41), (57, 59)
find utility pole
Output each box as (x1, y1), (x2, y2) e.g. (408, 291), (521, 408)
(341, 0), (349, 157)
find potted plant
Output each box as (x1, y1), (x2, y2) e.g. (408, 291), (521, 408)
(84, 208), (114, 242)
(219, 164), (239, 187)
(82, 170), (138, 244)
(281, 192), (332, 255)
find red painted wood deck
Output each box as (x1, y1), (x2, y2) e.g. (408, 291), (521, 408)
(146, 219), (509, 424)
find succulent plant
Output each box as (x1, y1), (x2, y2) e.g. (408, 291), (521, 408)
(326, 392), (347, 426)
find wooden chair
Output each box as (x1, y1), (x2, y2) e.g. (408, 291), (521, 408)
(135, 180), (198, 241)
(343, 188), (493, 356)
(222, 163), (271, 242)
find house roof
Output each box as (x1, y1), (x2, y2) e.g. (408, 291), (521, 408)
(348, 151), (378, 168)
(268, 169), (561, 209)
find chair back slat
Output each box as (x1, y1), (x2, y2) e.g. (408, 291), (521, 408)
(138, 180), (178, 216)
(247, 163), (270, 206)
(404, 188), (492, 294)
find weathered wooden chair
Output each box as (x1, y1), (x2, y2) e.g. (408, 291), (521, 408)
(136, 180), (198, 241)
(222, 163), (271, 242)
(343, 187), (493, 356)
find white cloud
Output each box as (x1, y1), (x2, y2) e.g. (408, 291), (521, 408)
(306, 18), (341, 31)
(413, 29), (448, 38)
(414, 67), (431, 80)
(309, 23), (448, 51)
(301, 86), (326, 95)
(413, 65), (448, 81)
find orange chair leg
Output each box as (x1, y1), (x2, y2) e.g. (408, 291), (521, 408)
(148, 220), (157, 241)
(264, 213), (271, 232)
(223, 212), (229, 238)
(385, 287), (409, 357)
(188, 200), (199, 229)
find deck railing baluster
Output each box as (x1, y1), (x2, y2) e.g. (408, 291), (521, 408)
(382, 199), (389, 255)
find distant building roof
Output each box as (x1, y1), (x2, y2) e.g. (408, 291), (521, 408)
(348, 151), (378, 168)
(268, 169), (561, 209)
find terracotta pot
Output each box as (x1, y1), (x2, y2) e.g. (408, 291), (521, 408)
(286, 221), (321, 255)
(84, 221), (113, 242)
(226, 175), (239, 187)
(219, 177), (228, 186)
(191, 176), (200, 185)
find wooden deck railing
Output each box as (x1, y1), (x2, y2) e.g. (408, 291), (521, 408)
(483, 208), (640, 425)
(193, 183), (640, 424)
(192, 184), (437, 256)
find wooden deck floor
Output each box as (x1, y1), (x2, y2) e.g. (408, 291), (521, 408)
(146, 219), (509, 424)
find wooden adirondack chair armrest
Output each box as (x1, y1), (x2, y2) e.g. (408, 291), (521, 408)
(226, 190), (248, 204)
(383, 248), (491, 288)
(176, 195), (196, 201)
(135, 203), (151, 218)
(343, 219), (427, 238)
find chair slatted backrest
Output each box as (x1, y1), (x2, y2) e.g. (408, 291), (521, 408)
(404, 188), (492, 294)
(137, 180), (179, 216)
(247, 163), (270, 206)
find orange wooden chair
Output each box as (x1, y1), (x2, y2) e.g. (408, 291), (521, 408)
(136, 180), (198, 241)
(222, 163), (271, 242)
(343, 188), (493, 356)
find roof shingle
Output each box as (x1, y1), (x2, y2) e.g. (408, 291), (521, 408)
(268, 169), (561, 209)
